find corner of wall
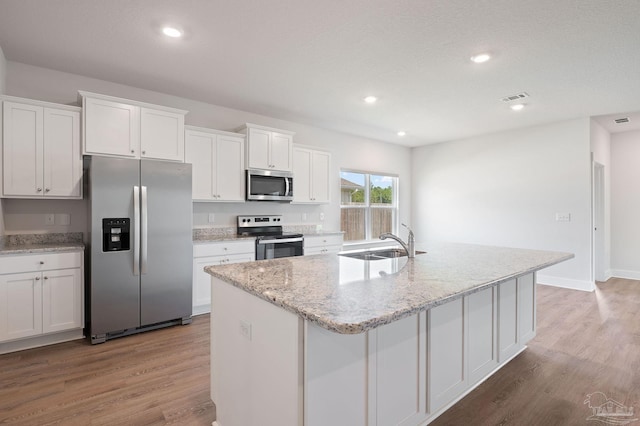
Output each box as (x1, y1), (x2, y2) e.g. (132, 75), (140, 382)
(0, 45), (6, 235)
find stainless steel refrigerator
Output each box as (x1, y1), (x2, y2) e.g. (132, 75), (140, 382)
(85, 156), (193, 344)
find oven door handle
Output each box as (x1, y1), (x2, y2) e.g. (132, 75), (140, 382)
(257, 237), (304, 244)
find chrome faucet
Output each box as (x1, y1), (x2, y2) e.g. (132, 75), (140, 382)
(380, 223), (415, 258)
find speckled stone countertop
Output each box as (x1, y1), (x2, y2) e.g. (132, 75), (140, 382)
(205, 242), (573, 334)
(0, 233), (85, 255)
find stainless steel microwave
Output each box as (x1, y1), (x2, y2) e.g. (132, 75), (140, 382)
(246, 169), (294, 201)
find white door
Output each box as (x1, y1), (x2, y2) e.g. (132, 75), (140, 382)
(140, 107), (184, 161)
(293, 148), (312, 202)
(216, 135), (245, 201)
(270, 132), (292, 171)
(0, 272), (43, 342)
(185, 130), (215, 200)
(42, 268), (82, 333)
(247, 128), (271, 169)
(593, 162), (606, 282)
(2, 102), (43, 196)
(84, 97), (138, 157)
(43, 108), (81, 197)
(311, 151), (331, 203)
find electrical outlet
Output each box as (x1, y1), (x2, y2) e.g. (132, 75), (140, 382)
(208, 213), (215, 223)
(302, 213), (307, 221)
(239, 320), (252, 341)
(555, 213), (571, 222)
(320, 212), (325, 221)
(45, 214), (55, 226)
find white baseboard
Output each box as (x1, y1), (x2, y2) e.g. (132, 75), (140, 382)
(609, 269), (640, 281)
(536, 274), (595, 292)
(0, 328), (84, 354)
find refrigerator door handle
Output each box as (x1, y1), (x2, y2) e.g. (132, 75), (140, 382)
(141, 185), (148, 274)
(133, 185), (140, 276)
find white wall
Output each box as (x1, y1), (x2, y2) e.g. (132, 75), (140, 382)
(610, 130), (640, 279)
(3, 61), (412, 237)
(590, 120), (611, 280)
(411, 118), (593, 290)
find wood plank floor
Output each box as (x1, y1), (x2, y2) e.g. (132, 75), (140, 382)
(1, 279), (639, 425)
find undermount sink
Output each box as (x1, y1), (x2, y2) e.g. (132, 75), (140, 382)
(338, 248), (426, 261)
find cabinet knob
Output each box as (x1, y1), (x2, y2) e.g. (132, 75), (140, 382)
(142, 151), (146, 155)
(35, 276), (40, 280)
(37, 188), (42, 192)
(39, 261), (45, 265)
(45, 188), (50, 193)
(44, 276), (48, 280)
(131, 149), (135, 154)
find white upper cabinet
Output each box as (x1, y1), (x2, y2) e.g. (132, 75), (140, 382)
(80, 91), (187, 162)
(239, 123), (294, 171)
(184, 126), (245, 202)
(293, 146), (331, 203)
(2, 97), (81, 199)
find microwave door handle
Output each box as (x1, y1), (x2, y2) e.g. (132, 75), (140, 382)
(285, 177), (290, 196)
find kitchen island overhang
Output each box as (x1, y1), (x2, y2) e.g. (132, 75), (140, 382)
(206, 243), (573, 426)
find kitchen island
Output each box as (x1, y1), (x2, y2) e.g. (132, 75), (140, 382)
(205, 243), (572, 426)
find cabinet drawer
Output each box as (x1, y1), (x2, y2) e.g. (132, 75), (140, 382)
(304, 235), (343, 249)
(193, 240), (255, 258)
(0, 251), (82, 275)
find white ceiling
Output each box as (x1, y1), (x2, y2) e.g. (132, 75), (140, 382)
(0, 0), (639, 147)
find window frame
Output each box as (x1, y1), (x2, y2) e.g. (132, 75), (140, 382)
(339, 169), (399, 243)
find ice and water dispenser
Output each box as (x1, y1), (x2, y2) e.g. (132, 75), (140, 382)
(102, 218), (130, 252)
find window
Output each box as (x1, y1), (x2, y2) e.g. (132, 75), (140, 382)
(340, 170), (398, 242)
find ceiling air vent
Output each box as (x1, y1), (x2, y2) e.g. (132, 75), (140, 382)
(501, 92), (530, 103)
(614, 117), (630, 124)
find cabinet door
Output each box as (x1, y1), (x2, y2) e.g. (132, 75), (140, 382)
(293, 148), (312, 203)
(0, 272), (42, 342)
(193, 253), (253, 315)
(42, 268), (82, 333)
(428, 297), (467, 413)
(518, 273), (536, 344)
(498, 279), (521, 362)
(43, 108), (82, 198)
(2, 102), (43, 196)
(247, 127), (271, 169)
(84, 97), (138, 157)
(140, 107), (185, 162)
(185, 130), (215, 200)
(270, 132), (293, 171)
(311, 151), (330, 203)
(216, 135), (245, 201)
(467, 286), (498, 385)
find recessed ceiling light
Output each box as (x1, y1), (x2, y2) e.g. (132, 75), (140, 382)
(470, 53), (491, 64)
(510, 103), (525, 111)
(397, 131), (406, 137)
(162, 26), (183, 38)
(364, 96), (377, 104)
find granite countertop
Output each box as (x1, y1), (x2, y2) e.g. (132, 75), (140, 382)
(0, 233), (85, 255)
(205, 242), (573, 334)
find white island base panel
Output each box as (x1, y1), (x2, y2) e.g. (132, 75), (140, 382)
(211, 273), (536, 426)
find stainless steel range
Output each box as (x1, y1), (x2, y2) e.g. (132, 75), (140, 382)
(237, 215), (304, 260)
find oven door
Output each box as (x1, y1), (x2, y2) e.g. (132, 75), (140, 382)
(256, 237), (304, 260)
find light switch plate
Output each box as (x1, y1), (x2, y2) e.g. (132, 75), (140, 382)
(45, 214), (55, 226)
(555, 212), (571, 222)
(208, 213), (215, 223)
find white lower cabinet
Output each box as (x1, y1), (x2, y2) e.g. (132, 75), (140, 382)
(0, 251), (83, 353)
(193, 240), (254, 315)
(303, 234), (343, 255)
(211, 272), (537, 426)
